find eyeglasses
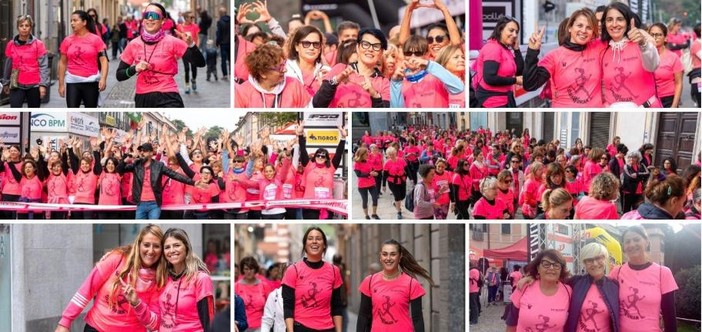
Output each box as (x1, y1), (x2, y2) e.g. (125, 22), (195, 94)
(299, 41), (322, 49)
(540, 260), (562, 270)
(584, 255), (605, 265)
(268, 63), (286, 72)
(600, 156), (607, 160)
(510, 160), (519, 163)
(404, 50), (424, 57)
(143, 11), (163, 21)
(315, 154), (328, 159)
(650, 33), (664, 38)
(360, 40), (382, 51)
(426, 35), (447, 44)
(502, 178), (513, 183)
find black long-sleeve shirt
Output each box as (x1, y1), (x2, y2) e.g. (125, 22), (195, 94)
(482, 47), (524, 86)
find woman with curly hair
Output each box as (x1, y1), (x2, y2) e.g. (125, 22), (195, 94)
(575, 172), (620, 219)
(55, 224), (165, 332)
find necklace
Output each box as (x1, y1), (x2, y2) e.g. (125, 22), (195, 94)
(383, 270), (401, 280)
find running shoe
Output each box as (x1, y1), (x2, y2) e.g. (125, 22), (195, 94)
(185, 83), (191, 94)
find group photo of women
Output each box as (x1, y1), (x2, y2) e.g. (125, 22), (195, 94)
(470, 1), (701, 108)
(234, 223), (466, 332)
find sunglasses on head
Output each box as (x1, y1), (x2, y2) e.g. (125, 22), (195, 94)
(299, 41), (322, 49)
(404, 50), (424, 57)
(143, 11), (163, 20)
(426, 35), (446, 44)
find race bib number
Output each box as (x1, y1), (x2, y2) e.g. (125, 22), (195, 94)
(314, 187), (331, 199)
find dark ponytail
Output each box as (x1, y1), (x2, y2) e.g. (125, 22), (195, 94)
(383, 239), (435, 286)
(73, 10), (97, 35)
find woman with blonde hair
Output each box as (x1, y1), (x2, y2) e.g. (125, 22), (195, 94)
(535, 188), (573, 219)
(435, 44), (465, 108)
(382, 43), (401, 79)
(575, 172), (619, 219)
(354, 147), (379, 219)
(55, 224), (165, 332)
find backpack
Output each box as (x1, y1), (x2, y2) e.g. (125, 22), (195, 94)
(405, 185), (416, 212)
(682, 49), (694, 74)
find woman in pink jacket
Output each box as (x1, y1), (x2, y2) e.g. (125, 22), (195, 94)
(55, 224), (165, 332)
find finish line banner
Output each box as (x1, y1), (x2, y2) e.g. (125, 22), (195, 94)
(0, 199), (348, 216)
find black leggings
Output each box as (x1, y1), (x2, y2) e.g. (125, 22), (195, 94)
(388, 182), (406, 201)
(9, 87), (41, 107)
(303, 209), (321, 219)
(373, 173), (382, 194)
(358, 186), (379, 209)
(84, 323), (99, 332)
(183, 58), (198, 83)
(160, 210), (185, 219)
(262, 213), (285, 219)
(134, 92), (184, 108)
(455, 200), (470, 219)
(622, 193), (642, 213)
(66, 82), (99, 108)
(1, 194), (20, 219)
(660, 95), (674, 108)
(407, 161), (419, 183)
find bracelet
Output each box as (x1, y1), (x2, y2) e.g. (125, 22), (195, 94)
(126, 66), (135, 78)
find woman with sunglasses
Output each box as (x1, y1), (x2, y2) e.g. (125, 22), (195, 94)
(390, 35), (464, 108)
(58, 10), (108, 108)
(522, 8), (605, 107)
(505, 249), (572, 332)
(314, 28), (390, 108)
(176, 11), (201, 94)
(648, 23), (684, 108)
(117, 3), (205, 107)
(2, 15), (49, 108)
(609, 226), (677, 331)
(450, 159), (472, 219)
(496, 170), (516, 219)
(473, 16), (523, 108)
(600, 2), (661, 107)
(285, 25), (329, 96)
(236, 43), (311, 108)
(356, 239), (433, 332)
(398, 0), (462, 60)
(55, 224), (165, 332)
(296, 123), (346, 219)
(234, 156), (293, 220)
(184, 165), (221, 219)
(86, 8), (108, 42)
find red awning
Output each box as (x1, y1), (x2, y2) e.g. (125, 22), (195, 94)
(483, 236), (528, 261)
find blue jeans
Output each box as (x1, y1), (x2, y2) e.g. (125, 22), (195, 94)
(220, 43), (230, 77)
(135, 201), (161, 219)
(488, 285), (498, 303)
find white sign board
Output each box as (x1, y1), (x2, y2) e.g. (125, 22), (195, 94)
(303, 112), (344, 128)
(31, 113), (68, 132)
(0, 113), (21, 126)
(68, 112), (100, 137)
(0, 127), (21, 144)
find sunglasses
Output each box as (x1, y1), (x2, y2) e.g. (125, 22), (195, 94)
(315, 154), (328, 159)
(299, 41), (322, 49)
(502, 179), (513, 183)
(403, 50), (424, 57)
(233, 160), (245, 163)
(426, 35), (446, 44)
(510, 160), (519, 163)
(143, 11), (163, 21)
(359, 40), (382, 51)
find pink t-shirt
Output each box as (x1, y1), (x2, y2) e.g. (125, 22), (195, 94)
(383, 158), (407, 185)
(355, 160), (375, 188)
(5, 39), (47, 85)
(432, 170), (452, 205)
(74, 170), (98, 204)
(666, 33), (687, 57)
(475, 39), (518, 107)
(59, 33), (105, 77)
(369, 152), (383, 172)
(234, 35), (257, 81)
(692, 40), (701, 69)
(235, 77), (312, 108)
(472, 197), (508, 219)
(610, 263), (678, 332)
(176, 23), (200, 46)
(358, 273), (426, 332)
(324, 64), (390, 107)
(401, 74), (450, 107)
(602, 42), (658, 106)
(451, 173), (472, 201)
(582, 161), (602, 192)
(449, 90), (465, 108)
(46, 173), (70, 203)
(281, 261), (343, 330)
(161, 171), (187, 205)
(574, 196), (619, 220)
(510, 280), (571, 332)
(186, 182), (220, 204)
(469, 268), (480, 293)
(538, 44), (605, 107)
(19, 176), (42, 200)
(653, 50), (683, 98)
(469, 163), (488, 192)
(508, 271), (522, 287)
(120, 35), (189, 94)
(235, 280), (271, 329)
(496, 188), (516, 215)
(159, 272), (214, 332)
(576, 284), (611, 332)
(99, 173), (122, 205)
(302, 163), (335, 199)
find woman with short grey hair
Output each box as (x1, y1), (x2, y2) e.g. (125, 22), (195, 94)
(621, 150), (649, 213)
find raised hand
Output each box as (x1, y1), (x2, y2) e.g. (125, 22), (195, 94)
(251, 0), (272, 23)
(237, 2), (255, 24)
(392, 61), (407, 81)
(529, 25), (545, 50)
(174, 29), (194, 45)
(334, 66), (354, 84)
(295, 122), (305, 136)
(361, 75), (380, 98)
(338, 125), (348, 139)
(627, 18), (645, 46)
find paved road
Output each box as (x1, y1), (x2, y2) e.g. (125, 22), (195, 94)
(469, 289), (510, 332)
(3, 56), (231, 108)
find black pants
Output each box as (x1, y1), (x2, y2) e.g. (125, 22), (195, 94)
(49, 211), (68, 220)
(373, 173), (382, 194)
(262, 213), (285, 219)
(247, 210), (262, 219)
(691, 78), (701, 107)
(660, 95), (674, 108)
(358, 186), (378, 209)
(183, 58), (198, 83)
(84, 323), (99, 332)
(407, 161), (419, 184)
(303, 209), (320, 219)
(469, 292), (480, 324)
(66, 82), (99, 108)
(17, 211), (45, 219)
(622, 193), (642, 213)
(223, 209), (249, 219)
(121, 198), (136, 219)
(455, 200), (470, 219)
(98, 211), (120, 219)
(1, 194), (20, 219)
(111, 41), (121, 59)
(388, 181), (406, 201)
(293, 322), (334, 332)
(70, 203), (95, 219)
(160, 209), (185, 219)
(135, 92), (184, 108)
(9, 87), (41, 107)
(220, 43), (230, 76)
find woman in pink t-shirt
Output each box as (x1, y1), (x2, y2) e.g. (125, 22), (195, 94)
(67, 144), (102, 219)
(649, 23), (684, 107)
(610, 226), (678, 332)
(436, 44), (466, 108)
(2, 15), (49, 107)
(506, 249), (572, 332)
(97, 157), (123, 219)
(382, 146), (407, 220)
(356, 239), (434, 331)
(582, 148), (607, 194)
(117, 3), (205, 107)
(355, 147), (380, 220)
(536, 163), (567, 216)
(432, 159), (453, 219)
(55, 225), (165, 332)
(236, 256), (271, 332)
(147, 228), (214, 332)
(535, 188), (573, 220)
(282, 227), (343, 332)
(523, 8), (605, 107)
(600, 3), (661, 107)
(496, 170), (516, 218)
(519, 162), (544, 219)
(575, 172), (620, 220)
(472, 177), (510, 219)
(58, 10), (108, 108)
(474, 16), (524, 107)
(285, 25), (328, 97)
(16, 158), (47, 219)
(176, 11), (202, 94)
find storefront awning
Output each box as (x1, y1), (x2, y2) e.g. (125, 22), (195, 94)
(484, 236), (528, 261)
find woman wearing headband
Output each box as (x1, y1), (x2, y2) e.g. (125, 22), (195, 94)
(117, 3), (205, 107)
